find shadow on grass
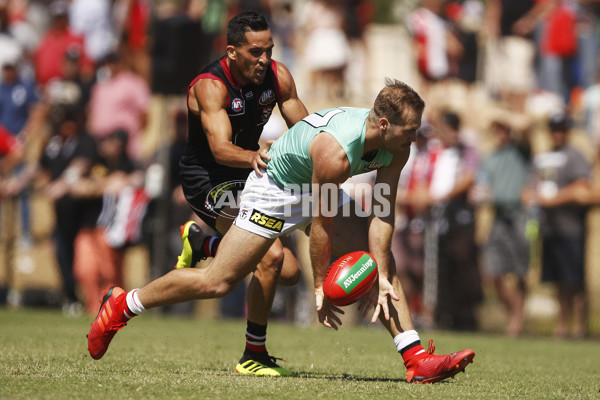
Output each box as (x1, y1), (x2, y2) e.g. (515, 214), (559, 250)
(197, 365), (461, 385)
(204, 367), (397, 382)
(292, 372), (399, 383)
(292, 371), (459, 384)
(226, 369), (458, 384)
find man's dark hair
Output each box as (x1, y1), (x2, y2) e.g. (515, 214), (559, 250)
(441, 110), (461, 130)
(50, 103), (83, 126)
(227, 11), (269, 47)
(548, 112), (571, 132)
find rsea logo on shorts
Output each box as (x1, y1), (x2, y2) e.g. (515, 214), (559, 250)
(249, 210), (284, 232)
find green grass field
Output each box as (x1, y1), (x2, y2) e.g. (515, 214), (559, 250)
(1, 307), (599, 399)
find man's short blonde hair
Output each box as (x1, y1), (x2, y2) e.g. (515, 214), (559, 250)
(374, 78), (425, 125)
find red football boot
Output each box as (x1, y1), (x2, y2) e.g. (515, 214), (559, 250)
(87, 287), (130, 360)
(405, 340), (475, 384)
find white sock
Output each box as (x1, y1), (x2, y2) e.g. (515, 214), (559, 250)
(125, 289), (146, 317)
(393, 330), (423, 353)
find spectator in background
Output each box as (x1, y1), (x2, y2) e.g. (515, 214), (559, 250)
(472, 112), (532, 337)
(190, 0), (227, 67)
(484, 0), (551, 113)
(33, 0), (94, 87)
(3, 103), (99, 315)
(576, 0), (600, 92)
(113, 0), (151, 80)
(270, 2), (296, 74)
(157, 110), (196, 316)
(149, 1), (204, 96)
(72, 129), (145, 315)
(87, 50), (151, 162)
(538, 0), (579, 106)
(343, 0), (373, 103)
(444, 0), (483, 85)
(428, 110), (482, 330)
(69, 0), (117, 63)
(406, 0), (464, 102)
(0, 55), (44, 245)
(4, 3), (40, 63)
(0, 57), (43, 141)
(0, 123), (24, 174)
(0, 0), (24, 82)
(345, 0), (374, 46)
(299, 0), (350, 101)
(393, 121), (441, 327)
(523, 113), (591, 339)
(45, 48), (94, 111)
(238, 0), (272, 17)
(581, 74), (600, 144)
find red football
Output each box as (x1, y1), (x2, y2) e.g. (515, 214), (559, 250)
(323, 251), (378, 306)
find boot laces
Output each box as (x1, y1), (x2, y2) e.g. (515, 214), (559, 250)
(426, 339), (436, 355)
(265, 354), (287, 366)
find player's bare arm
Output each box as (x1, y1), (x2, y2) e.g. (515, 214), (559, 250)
(190, 78), (270, 175)
(275, 62), (309, 128)
(308, 132), (350, 329)
(361, 150), (410, 322)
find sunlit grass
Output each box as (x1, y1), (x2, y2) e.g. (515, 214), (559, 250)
(1, 308), (599, 399)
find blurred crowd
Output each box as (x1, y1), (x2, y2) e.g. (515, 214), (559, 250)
(396, 0), (599, 339)
(0, 0), (599, 339)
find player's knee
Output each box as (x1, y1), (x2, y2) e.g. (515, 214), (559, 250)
(278, 264), (301, 286)
(258, 246), (285, 276)
(263, 247), (284, 271)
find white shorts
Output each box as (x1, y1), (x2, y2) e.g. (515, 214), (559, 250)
(234, 171), (351, 239)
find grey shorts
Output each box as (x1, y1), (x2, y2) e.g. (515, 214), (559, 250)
(483, 213), (530, 279)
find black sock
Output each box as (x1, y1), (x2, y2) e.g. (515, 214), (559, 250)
(244, 320), (267, 354)
(399, 340), (421, 356)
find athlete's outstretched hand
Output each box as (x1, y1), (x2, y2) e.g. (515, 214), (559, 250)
(315, 287), (344, 330)
(358, 277), (399, 323)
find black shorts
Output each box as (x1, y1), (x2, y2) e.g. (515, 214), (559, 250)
(541, 235), (585, 290)
(180, 165), (251, 230)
